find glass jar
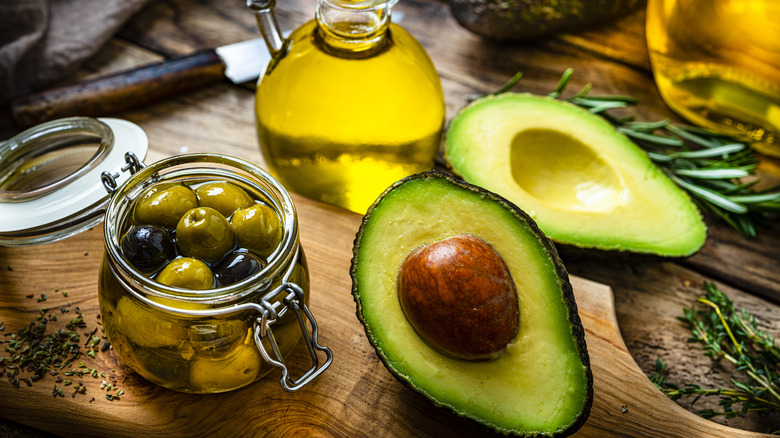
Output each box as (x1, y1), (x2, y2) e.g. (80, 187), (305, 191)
(646, 0), (780, 157)
(249, 0), (446, 214)
(0, 118), (332, 393)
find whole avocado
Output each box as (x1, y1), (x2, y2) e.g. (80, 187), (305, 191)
(451, 0), (645, 41)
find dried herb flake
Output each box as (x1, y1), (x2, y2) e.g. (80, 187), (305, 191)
(0, 303), (123, 402)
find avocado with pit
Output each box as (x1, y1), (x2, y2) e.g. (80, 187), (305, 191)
(351, 171), (592, 437)
(451, 0), (645, 41)
(444, 93), (707, 257)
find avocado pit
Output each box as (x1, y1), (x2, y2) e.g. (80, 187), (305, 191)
(397, 234), (519, 360)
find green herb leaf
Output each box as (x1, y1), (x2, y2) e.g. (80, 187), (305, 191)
(495, 69), (780, 238)
(669, 144), (746, 159)
(668, 176), (749, 214)
(673, 168), (751, 179)
(493, 72), (524, 96)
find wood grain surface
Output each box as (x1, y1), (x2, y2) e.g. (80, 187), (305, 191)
(0, 207), (769, 438)
(2, 0), (780, 436)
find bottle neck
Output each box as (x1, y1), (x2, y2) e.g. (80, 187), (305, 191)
(315, 0), (396, 56)
(248, 0), (285, 58)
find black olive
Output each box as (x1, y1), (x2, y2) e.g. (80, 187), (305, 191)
(216, 250), (265, 286)
(121, 225), (176, 273)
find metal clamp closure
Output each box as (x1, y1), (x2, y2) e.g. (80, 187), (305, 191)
(253, 282), (333, 392)
(101, 152), (145, 194)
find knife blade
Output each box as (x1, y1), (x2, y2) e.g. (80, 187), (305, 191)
(10, 38), (272, 128)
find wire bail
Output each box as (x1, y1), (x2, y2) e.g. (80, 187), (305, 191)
(253, 282), (333, 391)
(101, 152), (146, 194)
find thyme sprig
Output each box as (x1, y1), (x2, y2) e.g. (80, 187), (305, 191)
(650, 282), (780, 427)
(552, 69), (780, 237)
(496, 69), (780, 237)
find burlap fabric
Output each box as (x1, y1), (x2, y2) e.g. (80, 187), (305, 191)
(0, 0), (151, 104)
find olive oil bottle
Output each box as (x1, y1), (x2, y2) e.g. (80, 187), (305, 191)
(646, 0), (780, 157)
(250, 0), (445, 213)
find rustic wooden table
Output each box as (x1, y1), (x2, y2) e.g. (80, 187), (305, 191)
(1, 0), (779, 436)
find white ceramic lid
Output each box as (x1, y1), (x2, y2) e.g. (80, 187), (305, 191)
(0, 117), (148, 246)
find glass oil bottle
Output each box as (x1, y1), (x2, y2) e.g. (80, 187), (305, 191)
(646, 0), (780, 157)
(249, 0), (445, 213)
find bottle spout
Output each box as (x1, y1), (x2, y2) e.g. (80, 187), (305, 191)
(247, 0), (285, 58)
(315, 0), (396, 55)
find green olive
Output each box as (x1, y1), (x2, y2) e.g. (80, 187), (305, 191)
(195, 182), (253, 218)
(116, 296), (186, 348)
(156, 257), (214, 290)
(176, 207), (235, 263)
(188, 342), (261, 390)
(231, 203), (283, 257)
(134, 184), (198, 229)
(188, 321), (247, 359)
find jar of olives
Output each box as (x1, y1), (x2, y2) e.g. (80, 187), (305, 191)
(0, 117), (331, 393)
(100, 153), (331, 393)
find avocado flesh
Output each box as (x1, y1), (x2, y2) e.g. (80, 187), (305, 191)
(444, 93), (707, 257)
(352, 172), (591, 436)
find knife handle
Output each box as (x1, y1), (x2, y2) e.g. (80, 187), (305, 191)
(10, 49), (226, 128)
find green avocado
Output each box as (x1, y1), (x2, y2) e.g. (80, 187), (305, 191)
(450, 0), (645, 41)
(444, 93), (707, 257)
(351, 171), (592, 437)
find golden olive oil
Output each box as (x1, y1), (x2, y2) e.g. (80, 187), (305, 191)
(255, 19), (445, 213)
(646, 0), (780, 156)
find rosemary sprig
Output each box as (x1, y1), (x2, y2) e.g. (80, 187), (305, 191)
(650, 282), (780, 428)
(554, 69), (780, 237)
(498, 69), (780, 237)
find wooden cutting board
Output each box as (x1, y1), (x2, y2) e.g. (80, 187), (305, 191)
(0, 195), (768, 437)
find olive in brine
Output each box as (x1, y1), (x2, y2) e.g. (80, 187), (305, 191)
(195, 182), (253, 218)
(134, 184), (198, 229)
(176, 207), (235, 263)
(121, 225), (176, 273)
(216, 250), (266, 285)
(189, 342), (261, 391)
(188, 321), (247, 359)
(115, 296), (186, 348)
(156, 257), (214, 290)
(231, 203), (283, 257)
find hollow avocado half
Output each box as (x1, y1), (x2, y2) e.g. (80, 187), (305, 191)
(444, 92), (707, 257)
(351, 171), (592, 437)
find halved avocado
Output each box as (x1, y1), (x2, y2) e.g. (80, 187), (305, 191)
(444, 93), (707, 257)
(351, 171), (592, 437)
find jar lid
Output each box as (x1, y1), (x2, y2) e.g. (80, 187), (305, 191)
(0, 117), (148, 246)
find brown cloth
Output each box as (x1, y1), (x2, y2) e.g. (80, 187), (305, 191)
(0, 0), (151, 104)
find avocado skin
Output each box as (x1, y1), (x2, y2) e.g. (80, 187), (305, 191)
(350, 170), (593, 437)
(451, 0), (645, 41)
